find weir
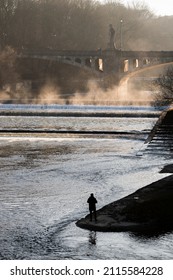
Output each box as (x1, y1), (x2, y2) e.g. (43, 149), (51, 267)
(0, 105), (162, 139)
(0, 104), (161, 118)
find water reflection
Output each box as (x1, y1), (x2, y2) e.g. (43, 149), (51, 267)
(89, 231), (97, 245)
(130, 228), (173, 241)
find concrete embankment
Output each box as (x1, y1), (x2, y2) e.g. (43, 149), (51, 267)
(76, 174), (173, 233)
(142, 107), (173, 156)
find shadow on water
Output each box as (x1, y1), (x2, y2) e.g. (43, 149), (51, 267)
(89, 231), (97, 245)
(130, 228), (173, 241)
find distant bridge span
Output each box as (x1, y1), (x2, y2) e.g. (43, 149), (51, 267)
(20, 48), (173, 77)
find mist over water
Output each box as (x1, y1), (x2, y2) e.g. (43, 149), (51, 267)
(3, 57), (171, 106)
(0, 73), (155, 106)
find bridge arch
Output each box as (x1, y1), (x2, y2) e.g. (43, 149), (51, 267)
(75, 58), (82, 64)
(65, 57), (71, 61)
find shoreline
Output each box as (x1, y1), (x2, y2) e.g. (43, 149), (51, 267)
(76, 168), (173, 233)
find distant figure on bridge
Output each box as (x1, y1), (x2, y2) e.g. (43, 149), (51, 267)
(87, 193), (97, 222)
(108, 24), (115, 49)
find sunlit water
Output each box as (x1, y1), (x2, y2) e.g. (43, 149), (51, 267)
(0, 105), (173, 260)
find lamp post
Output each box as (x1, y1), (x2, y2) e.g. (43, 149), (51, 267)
(120, 19), (123, 51)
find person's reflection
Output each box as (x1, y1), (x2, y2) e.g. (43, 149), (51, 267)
(89, 231), (97, 245)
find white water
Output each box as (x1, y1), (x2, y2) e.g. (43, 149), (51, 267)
(0, 104), (162, 112)
(0, 105), (173, 260)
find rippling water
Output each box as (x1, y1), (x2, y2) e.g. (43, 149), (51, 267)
(0, 105), (173, 260)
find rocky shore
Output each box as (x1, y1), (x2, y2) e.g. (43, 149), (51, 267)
(76, 165), (173, 233)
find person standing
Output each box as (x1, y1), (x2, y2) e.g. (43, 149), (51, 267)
(87, 193), (97, 222)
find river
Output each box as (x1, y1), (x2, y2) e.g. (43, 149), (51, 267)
(0, 105), (173, 260)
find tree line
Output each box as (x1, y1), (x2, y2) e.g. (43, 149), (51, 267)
(0, 0), (173, 51)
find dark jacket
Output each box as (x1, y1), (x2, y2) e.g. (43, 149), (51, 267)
(87, 195), (97, 210)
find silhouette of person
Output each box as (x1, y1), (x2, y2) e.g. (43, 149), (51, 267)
(87, 193), (97, 221)
(109, 24), (115, 49)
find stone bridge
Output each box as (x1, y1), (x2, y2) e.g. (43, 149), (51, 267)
(17, 48), (173, 94)
(20, 48), (173, 78)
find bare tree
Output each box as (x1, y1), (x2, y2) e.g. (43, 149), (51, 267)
(1, 0), (172, 52)
(0, 46), (19, 89)
(154, 67), (173, 106)
(0, 0), (18, 49)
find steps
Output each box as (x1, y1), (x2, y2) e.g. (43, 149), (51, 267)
(141, 109), (173, 156)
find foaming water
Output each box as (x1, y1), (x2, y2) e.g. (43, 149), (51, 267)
(0, 103), (163, 112)
(0, 106), (172, 260)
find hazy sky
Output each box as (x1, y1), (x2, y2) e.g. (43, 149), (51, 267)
(123, 0), (173, 16)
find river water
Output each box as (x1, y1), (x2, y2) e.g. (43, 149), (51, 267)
(0, 105), (173, 260)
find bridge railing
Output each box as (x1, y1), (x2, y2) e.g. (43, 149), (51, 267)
(19, 48), (103, 57)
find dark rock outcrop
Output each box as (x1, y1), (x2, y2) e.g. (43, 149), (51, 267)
(76, 175), (173, 232)
(160, 164), (173, 173)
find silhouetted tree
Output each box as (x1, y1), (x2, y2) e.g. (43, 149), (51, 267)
(154, 67), (173, 106)
(0, 46), (19, 89)
(1, 0), (173, 52)
(0, 0), (18, 49)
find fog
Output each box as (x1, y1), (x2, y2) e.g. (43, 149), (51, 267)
(4, 59), (173, 106)
(0, 76), (155, 106)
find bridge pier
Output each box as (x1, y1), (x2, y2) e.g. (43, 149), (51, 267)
(102, 49), (121, 73)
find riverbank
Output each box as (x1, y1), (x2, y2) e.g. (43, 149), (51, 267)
(76, 167), (173, 233)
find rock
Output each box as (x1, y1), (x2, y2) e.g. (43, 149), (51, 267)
(160, 164), (173, 173)
(76, 175), (173, 232)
